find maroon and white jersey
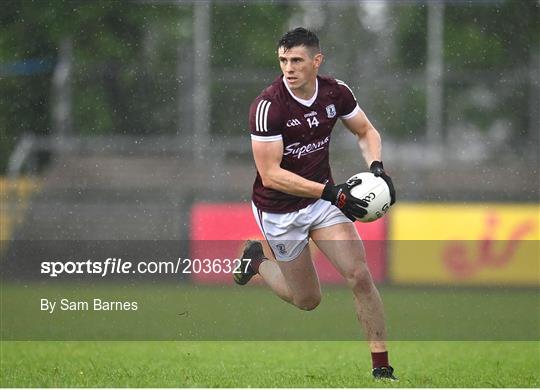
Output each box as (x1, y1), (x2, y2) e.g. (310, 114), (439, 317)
(249, 75), (360, 213)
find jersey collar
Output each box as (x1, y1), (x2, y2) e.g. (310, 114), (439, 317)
(282, 76), (318, 107)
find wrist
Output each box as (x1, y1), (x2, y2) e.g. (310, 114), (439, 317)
(370, 160), (384, 172)
(321, 183), (335, 202)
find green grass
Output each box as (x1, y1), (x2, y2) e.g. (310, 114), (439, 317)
(1, 341), (538, 387)
(1, 284), (539, 386)
(2, 284), (538, 341)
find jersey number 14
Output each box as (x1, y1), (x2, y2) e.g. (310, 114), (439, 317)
(307, 117), (319, 128)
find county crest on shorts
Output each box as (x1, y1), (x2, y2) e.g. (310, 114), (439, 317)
(326, 104), (336, 118)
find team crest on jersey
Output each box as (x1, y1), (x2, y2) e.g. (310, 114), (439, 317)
(325, 104), (336, 118)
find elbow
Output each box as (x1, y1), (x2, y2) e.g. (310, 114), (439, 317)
(357, 127), (380, 145)
(356, 126), (379, 140)
(260, 170), (280, 190)
(260, 175), (276, 190)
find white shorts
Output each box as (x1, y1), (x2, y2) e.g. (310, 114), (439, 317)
(252, 199), (352, 261)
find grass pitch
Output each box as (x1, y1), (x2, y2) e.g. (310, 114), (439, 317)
(1, 284), (539, 387)
(1, 341), (539, 387)
(2, 284), (538, 341)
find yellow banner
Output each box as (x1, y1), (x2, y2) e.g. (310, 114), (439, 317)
(389, 203), (540, 286)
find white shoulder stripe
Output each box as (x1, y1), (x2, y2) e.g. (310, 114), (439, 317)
(255, 101), (262, 132)
(258, 101), (266, 132)
(256, 99), (271, 132)
(255, 100), (264, 132)
(261, 101), (272, 132)
(262, 100), (271, 132)
(251, 134), (282, 142)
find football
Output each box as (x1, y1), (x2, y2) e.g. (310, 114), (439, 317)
(347, 172), (391, 222)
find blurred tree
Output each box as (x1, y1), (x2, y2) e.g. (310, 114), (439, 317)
(0, 0), (188, 172)
(0, 0), (538, 173)
(392, 0), (539, 143)
(211, 3), (290, 68)
(210, 3), (291, 137)
(395, 1), (539, 70)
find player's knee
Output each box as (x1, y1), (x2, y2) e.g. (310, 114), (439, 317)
(346, 267), (374, 294)
(294, 293), (321, 311)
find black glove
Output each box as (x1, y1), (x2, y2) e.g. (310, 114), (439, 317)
(370, 161), (396, 205)
(321, 180), (368, 222)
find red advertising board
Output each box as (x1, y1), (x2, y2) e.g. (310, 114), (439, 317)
(190, 203), (387, 284)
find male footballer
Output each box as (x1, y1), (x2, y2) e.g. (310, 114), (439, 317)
(234, 27), (397, 380)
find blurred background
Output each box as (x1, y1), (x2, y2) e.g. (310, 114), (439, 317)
(0, 0), (539, 338)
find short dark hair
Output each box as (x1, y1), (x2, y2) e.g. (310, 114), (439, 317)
(277, 27), (320, 55)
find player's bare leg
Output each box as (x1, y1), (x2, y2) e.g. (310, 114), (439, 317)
(309, 222), (388, 352)
(271, 245), (321, 310)
(310, 222), (396, 379)
(257, 259), (293, 303)
(237, 242), (322, 311)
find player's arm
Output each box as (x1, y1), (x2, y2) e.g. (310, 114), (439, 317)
(251, 139), (324, 198)
(342, 110), (396, 205)
(341, 109), (381, 167)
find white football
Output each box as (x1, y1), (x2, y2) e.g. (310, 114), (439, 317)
(347, 172), (391, 222)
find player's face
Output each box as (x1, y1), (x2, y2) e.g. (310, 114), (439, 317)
(278, 45), (323, 96)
